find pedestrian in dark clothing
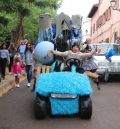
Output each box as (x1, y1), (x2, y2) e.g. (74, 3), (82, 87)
(0, 43), (10, 79)
(0, 65), (1, 82)
(8, 43), (16, 74)
(0, 44), (2, 82)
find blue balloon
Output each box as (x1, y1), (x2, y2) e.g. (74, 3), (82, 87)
(105, 48), (117, 62)
(34, 41), (54, 65)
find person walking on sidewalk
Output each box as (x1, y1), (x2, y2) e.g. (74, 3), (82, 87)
(0, 57), (1, 83)
(18, 40), (26, 61)
(8, 43), (16, 74)
(0, 43), (10, 80)
(12, 55), (23, 88)
(0, 44), (2, 82)
(23, 42), (33, 87)
(0, 66), (1, 83)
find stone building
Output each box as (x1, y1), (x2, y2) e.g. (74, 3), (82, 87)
(88, 0), (120, 43)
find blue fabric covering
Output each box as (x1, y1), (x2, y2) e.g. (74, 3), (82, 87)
(35, 72), (92, 96)
(35, 71), (92, 115)
(50, 97), (79, 115)
(51, 62), (56, 72)
(35, 28), (53, 46)
(52, 24), (56, 38)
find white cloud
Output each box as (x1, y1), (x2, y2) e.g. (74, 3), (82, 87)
(57, 0), (98, 18)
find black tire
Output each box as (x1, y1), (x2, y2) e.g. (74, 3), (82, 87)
(34, 95), (48, 119)
(104, 69), (109, 82)
(79, 95), (92, 119)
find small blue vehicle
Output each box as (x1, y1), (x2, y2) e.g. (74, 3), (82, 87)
(34, 58), (93, 119)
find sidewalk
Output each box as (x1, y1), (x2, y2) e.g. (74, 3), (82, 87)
(0, 72), (26, 97)
(0, 65), (49, 97)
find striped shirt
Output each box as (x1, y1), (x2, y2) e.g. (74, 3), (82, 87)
(0, 49), (10, 64)
(82, 57), (98, 71)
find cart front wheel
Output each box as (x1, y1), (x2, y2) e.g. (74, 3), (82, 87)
(79, 95), (92, 119)
(34, 95), (48, 119)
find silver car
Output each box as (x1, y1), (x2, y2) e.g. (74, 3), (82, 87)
(93, 43), (120, 81)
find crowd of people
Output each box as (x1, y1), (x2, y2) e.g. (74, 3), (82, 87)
(0, 38), (101, 91)
(48, 42), (101, 90)
(0, 39), (35, 89)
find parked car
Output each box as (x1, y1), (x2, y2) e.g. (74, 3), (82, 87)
(92, 43), (120, 81)
(34, 58), (92, 119)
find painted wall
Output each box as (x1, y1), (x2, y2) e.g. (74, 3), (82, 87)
(90, 0), (120, 43)
(82, 18), (91, 42)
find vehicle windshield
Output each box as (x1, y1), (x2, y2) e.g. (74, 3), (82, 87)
(94, 43), (120, 55)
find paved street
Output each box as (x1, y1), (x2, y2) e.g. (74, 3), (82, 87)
(0, 78), (120, 129)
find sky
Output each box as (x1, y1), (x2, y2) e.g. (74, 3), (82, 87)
(57, 0), (98, 20)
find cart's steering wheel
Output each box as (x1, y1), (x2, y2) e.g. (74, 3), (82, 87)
(65, 58), (81, 69)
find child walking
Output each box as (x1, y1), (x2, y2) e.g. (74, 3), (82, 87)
(12, 55), (23, 88)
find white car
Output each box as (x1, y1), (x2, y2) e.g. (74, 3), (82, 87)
(93, 43), (120, 81)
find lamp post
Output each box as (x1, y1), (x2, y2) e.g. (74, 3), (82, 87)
(110, 0), (120, 11)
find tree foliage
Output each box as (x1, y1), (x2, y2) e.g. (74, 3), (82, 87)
(31, 0), (62, 9)
(0, 27), (11, 44)
(0, 16), (9, 26)
(0, 0), (62, 45)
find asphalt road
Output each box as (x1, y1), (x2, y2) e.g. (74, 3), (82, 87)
(0, 78), (120, 129)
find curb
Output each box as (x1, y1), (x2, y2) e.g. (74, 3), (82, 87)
(0, 66), (44, 97)
(0, 75), (26, 97)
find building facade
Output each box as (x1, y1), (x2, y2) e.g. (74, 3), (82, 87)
(88, 0), (120, 43)
(82, 18), (91, 42)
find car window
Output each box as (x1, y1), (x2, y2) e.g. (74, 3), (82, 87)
(93, 43), (120, 55)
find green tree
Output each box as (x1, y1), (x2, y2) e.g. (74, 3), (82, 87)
(0, 0), (62, 45)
